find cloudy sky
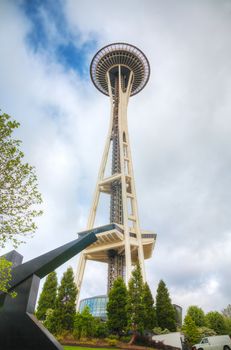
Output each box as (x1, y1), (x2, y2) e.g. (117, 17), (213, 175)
(1, 0), (231, 315)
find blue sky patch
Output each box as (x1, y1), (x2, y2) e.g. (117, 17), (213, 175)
(56, 40), (96, 76)
(20, 0), (98, 77)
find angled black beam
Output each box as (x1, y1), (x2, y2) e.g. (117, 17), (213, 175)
(0, 224), (115, 350)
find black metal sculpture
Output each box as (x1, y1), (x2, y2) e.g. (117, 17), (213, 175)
(0, 224), (115, 350)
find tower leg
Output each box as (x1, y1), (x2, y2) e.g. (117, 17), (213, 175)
(75, 253), (87, 307)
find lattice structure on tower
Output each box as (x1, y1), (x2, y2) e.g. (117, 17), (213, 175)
(75, 43), (156, 303)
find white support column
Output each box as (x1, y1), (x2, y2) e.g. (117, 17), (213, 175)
(118, 66), (132, 285)
(75, 72), (117, 305)
(75, 252), (87, 306)
(119, 69), (146, 282)
(125, 125), (146, 281)
(87, 80), (114, 229)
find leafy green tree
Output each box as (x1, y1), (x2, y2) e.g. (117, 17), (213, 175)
(0, 256), (16, 297)
(52, 267), (77, 334)
(94, 318), (109, 338)
(198, 326), (217, 338)
(80, 306), (96, 338)
(73, 306), (106, 339)
(156, 280), (176, 331)
(0, 112), (42, 248)
(182, 315), (200, 345)
(142, 282), (157, 331)
(127, 263), (145, 342)
(36, 271), (58, 320)
(186, 306), (206, 327)
(0, 112), (42, 293)
(205, 311), (226, 335)
(74, 306), (96, 339)
(224, 317), (231, 336)
(107, 277), (128, 335)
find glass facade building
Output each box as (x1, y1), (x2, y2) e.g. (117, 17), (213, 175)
(173, 304), (183, 326)
(79, 295), (108, 320)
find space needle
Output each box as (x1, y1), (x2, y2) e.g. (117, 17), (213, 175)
(75, 43), (156, 305)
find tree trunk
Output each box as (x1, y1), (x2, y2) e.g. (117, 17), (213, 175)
(129, 331), (138, 345)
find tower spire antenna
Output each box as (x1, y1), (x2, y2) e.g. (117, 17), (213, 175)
(75, 43), (156, 306)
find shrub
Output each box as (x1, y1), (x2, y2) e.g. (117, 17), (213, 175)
(120, 335), (130, 343)
(94, 319), (109, 338)
(153, 326), (170, 334)
(107, 334), (119, 340)
(198, 326), (217, 338)
(106, 338), (118, 346)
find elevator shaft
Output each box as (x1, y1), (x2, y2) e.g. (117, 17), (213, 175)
(108, 74), (125, 291)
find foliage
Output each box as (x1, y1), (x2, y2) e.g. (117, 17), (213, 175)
(153, 327), (170, 335)
(205, 311), (226, 335)
(73, 312), (83, 339)
(156, 280), (176, 332)
(0, 112), (42, 248)
(51, 267), (77, 334)
(107, 276), (128, 335)
(73, 306), (108, 339)
(120, 335), (131, 342)
(0, 256), (16, 296)
(197, 326), (217, 338)
(153, 327), (170, 334)
(142, 282), (157, 331)
(224, 317), (231, 336)
(43, 308), (56, 333)
(106, 338), (118, 347)
(182, 315), (200, 345)
(127, 263), (145, 336)
(222, 304), (231, 318)
(94, 318), (109, 338)
(186, 306), (206, 327)
(107, 334), (119, 340)
(74, 306), (95, 339)
(36, 271), (58, 320)
(63, 348), (114, 350)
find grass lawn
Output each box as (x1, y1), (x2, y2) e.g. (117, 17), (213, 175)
(63, 347), (114, 350)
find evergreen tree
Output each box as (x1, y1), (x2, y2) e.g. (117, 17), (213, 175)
(127, 263), (145, 341)
(94, 318), (109, 338)
(186, 305), (206, 327)
(44, 308), (56, 334)
(142, 282), (157, 331)
(107, 277), (128, 335)
(36, 271), (58, 320)
(182, 315), (200, 345)
(73, 306), (108, 339)
(74, 306), (95, 339)
(80, 306), (96, 338)
(52, 267), (77, 334)
(205, 311), (226, 335)
(156, 280), (176, 331)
